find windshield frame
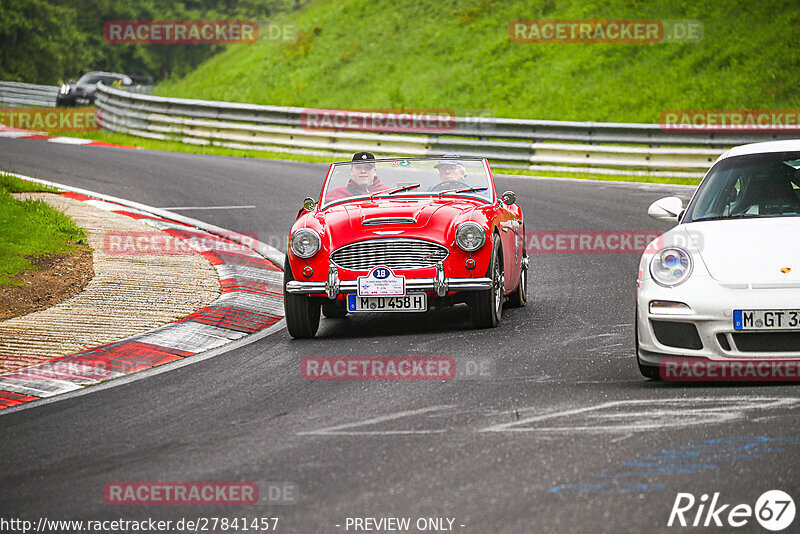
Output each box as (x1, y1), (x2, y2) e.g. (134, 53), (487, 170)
(76, 73), (128, 87)
(682, 150), (800, 223)
(318, 156), (496, 209)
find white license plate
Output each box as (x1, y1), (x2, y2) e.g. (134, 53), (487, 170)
(347, 293), (427, 312)
(734, 309), (800, 330)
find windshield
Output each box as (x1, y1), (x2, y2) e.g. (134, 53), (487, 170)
(685, 151), (800, 222)
(76, 73), (125, 86)
(321, 157), (493, 207)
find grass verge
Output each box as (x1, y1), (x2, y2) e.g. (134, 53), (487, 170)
(496, 167), (702, 186)
(0, 173), (87, 286)
(51, 130), (335, 163)
(154, 0), (800, 123)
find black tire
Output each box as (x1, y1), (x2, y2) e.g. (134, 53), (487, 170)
(322, 300), (348, 319)
(635, 304), (661, 379)
(506, 253), (528, 308)
(470, 237), (504, 328)
(283, 256), (320, 339)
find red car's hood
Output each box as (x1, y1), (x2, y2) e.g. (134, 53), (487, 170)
(319, 197), (483, 248)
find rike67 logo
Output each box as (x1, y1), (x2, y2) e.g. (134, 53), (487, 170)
(668, 490), (795, 531)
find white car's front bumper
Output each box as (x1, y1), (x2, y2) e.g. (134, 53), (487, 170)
(637, 274), (800, 364)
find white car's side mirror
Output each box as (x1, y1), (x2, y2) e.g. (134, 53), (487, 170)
(648, 196), (684, 221)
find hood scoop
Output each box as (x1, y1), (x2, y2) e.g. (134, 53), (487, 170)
(362, 217), (416, 226)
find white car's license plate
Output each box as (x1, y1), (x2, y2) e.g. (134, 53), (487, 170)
(734, 309), (800, 330)
(347, 293), (427, 312)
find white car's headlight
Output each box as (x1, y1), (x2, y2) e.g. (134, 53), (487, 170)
(649, 247), (692, 287)
(455, 222), (486, 252)
(290, 229), (320, 258)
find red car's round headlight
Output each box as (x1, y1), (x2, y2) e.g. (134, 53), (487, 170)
(455, 222), (486, 252)
(290, 228), (320, 258)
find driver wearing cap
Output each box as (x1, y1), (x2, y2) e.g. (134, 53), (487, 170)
(429, 158), (468, 191)
(327, 152), (391, 201)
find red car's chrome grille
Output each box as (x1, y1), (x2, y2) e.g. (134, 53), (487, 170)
(330, 239), (449, 271)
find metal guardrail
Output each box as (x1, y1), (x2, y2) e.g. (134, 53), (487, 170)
(92, 82), (800, 176)
(0, 81), (58, 108)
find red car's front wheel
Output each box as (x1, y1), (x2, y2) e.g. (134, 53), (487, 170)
(507, 254), (527, 309)
(284, 256), (321, 339)
(470, 238), (503, 328)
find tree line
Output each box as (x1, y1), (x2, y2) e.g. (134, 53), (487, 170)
(0, 0), (303, 84)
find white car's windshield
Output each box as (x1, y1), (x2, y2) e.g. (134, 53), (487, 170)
(686, 151), (800, 222)
(322, 157), (492, 207)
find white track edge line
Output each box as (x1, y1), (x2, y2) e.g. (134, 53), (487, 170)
(0, 319), (286, 416)
(0, 172), (288, 416)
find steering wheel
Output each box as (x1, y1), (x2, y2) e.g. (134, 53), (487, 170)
(428, 180), (468, 192)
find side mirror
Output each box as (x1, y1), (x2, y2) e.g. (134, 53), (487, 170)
(302, 197), (317, 212)
(648, 196), (684, 221)
(501, 190), (517, 206)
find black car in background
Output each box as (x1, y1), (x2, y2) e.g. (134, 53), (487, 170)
(57, 71), (153, 106)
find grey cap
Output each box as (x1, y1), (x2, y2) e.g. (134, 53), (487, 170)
(434, 160), (465, 170)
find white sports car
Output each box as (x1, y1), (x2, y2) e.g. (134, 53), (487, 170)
(636, 140), (800, 379)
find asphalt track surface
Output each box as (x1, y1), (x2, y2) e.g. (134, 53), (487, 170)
(1, 139), (799, 533)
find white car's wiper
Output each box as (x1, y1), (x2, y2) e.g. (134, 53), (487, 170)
(692, 214), (761, 222)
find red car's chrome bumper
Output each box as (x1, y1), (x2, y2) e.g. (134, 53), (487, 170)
(285, 263), (492, 299)
(286, 277), (492, 296)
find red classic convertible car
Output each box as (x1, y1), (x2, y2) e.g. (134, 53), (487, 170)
(283, 155), (528, 338)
